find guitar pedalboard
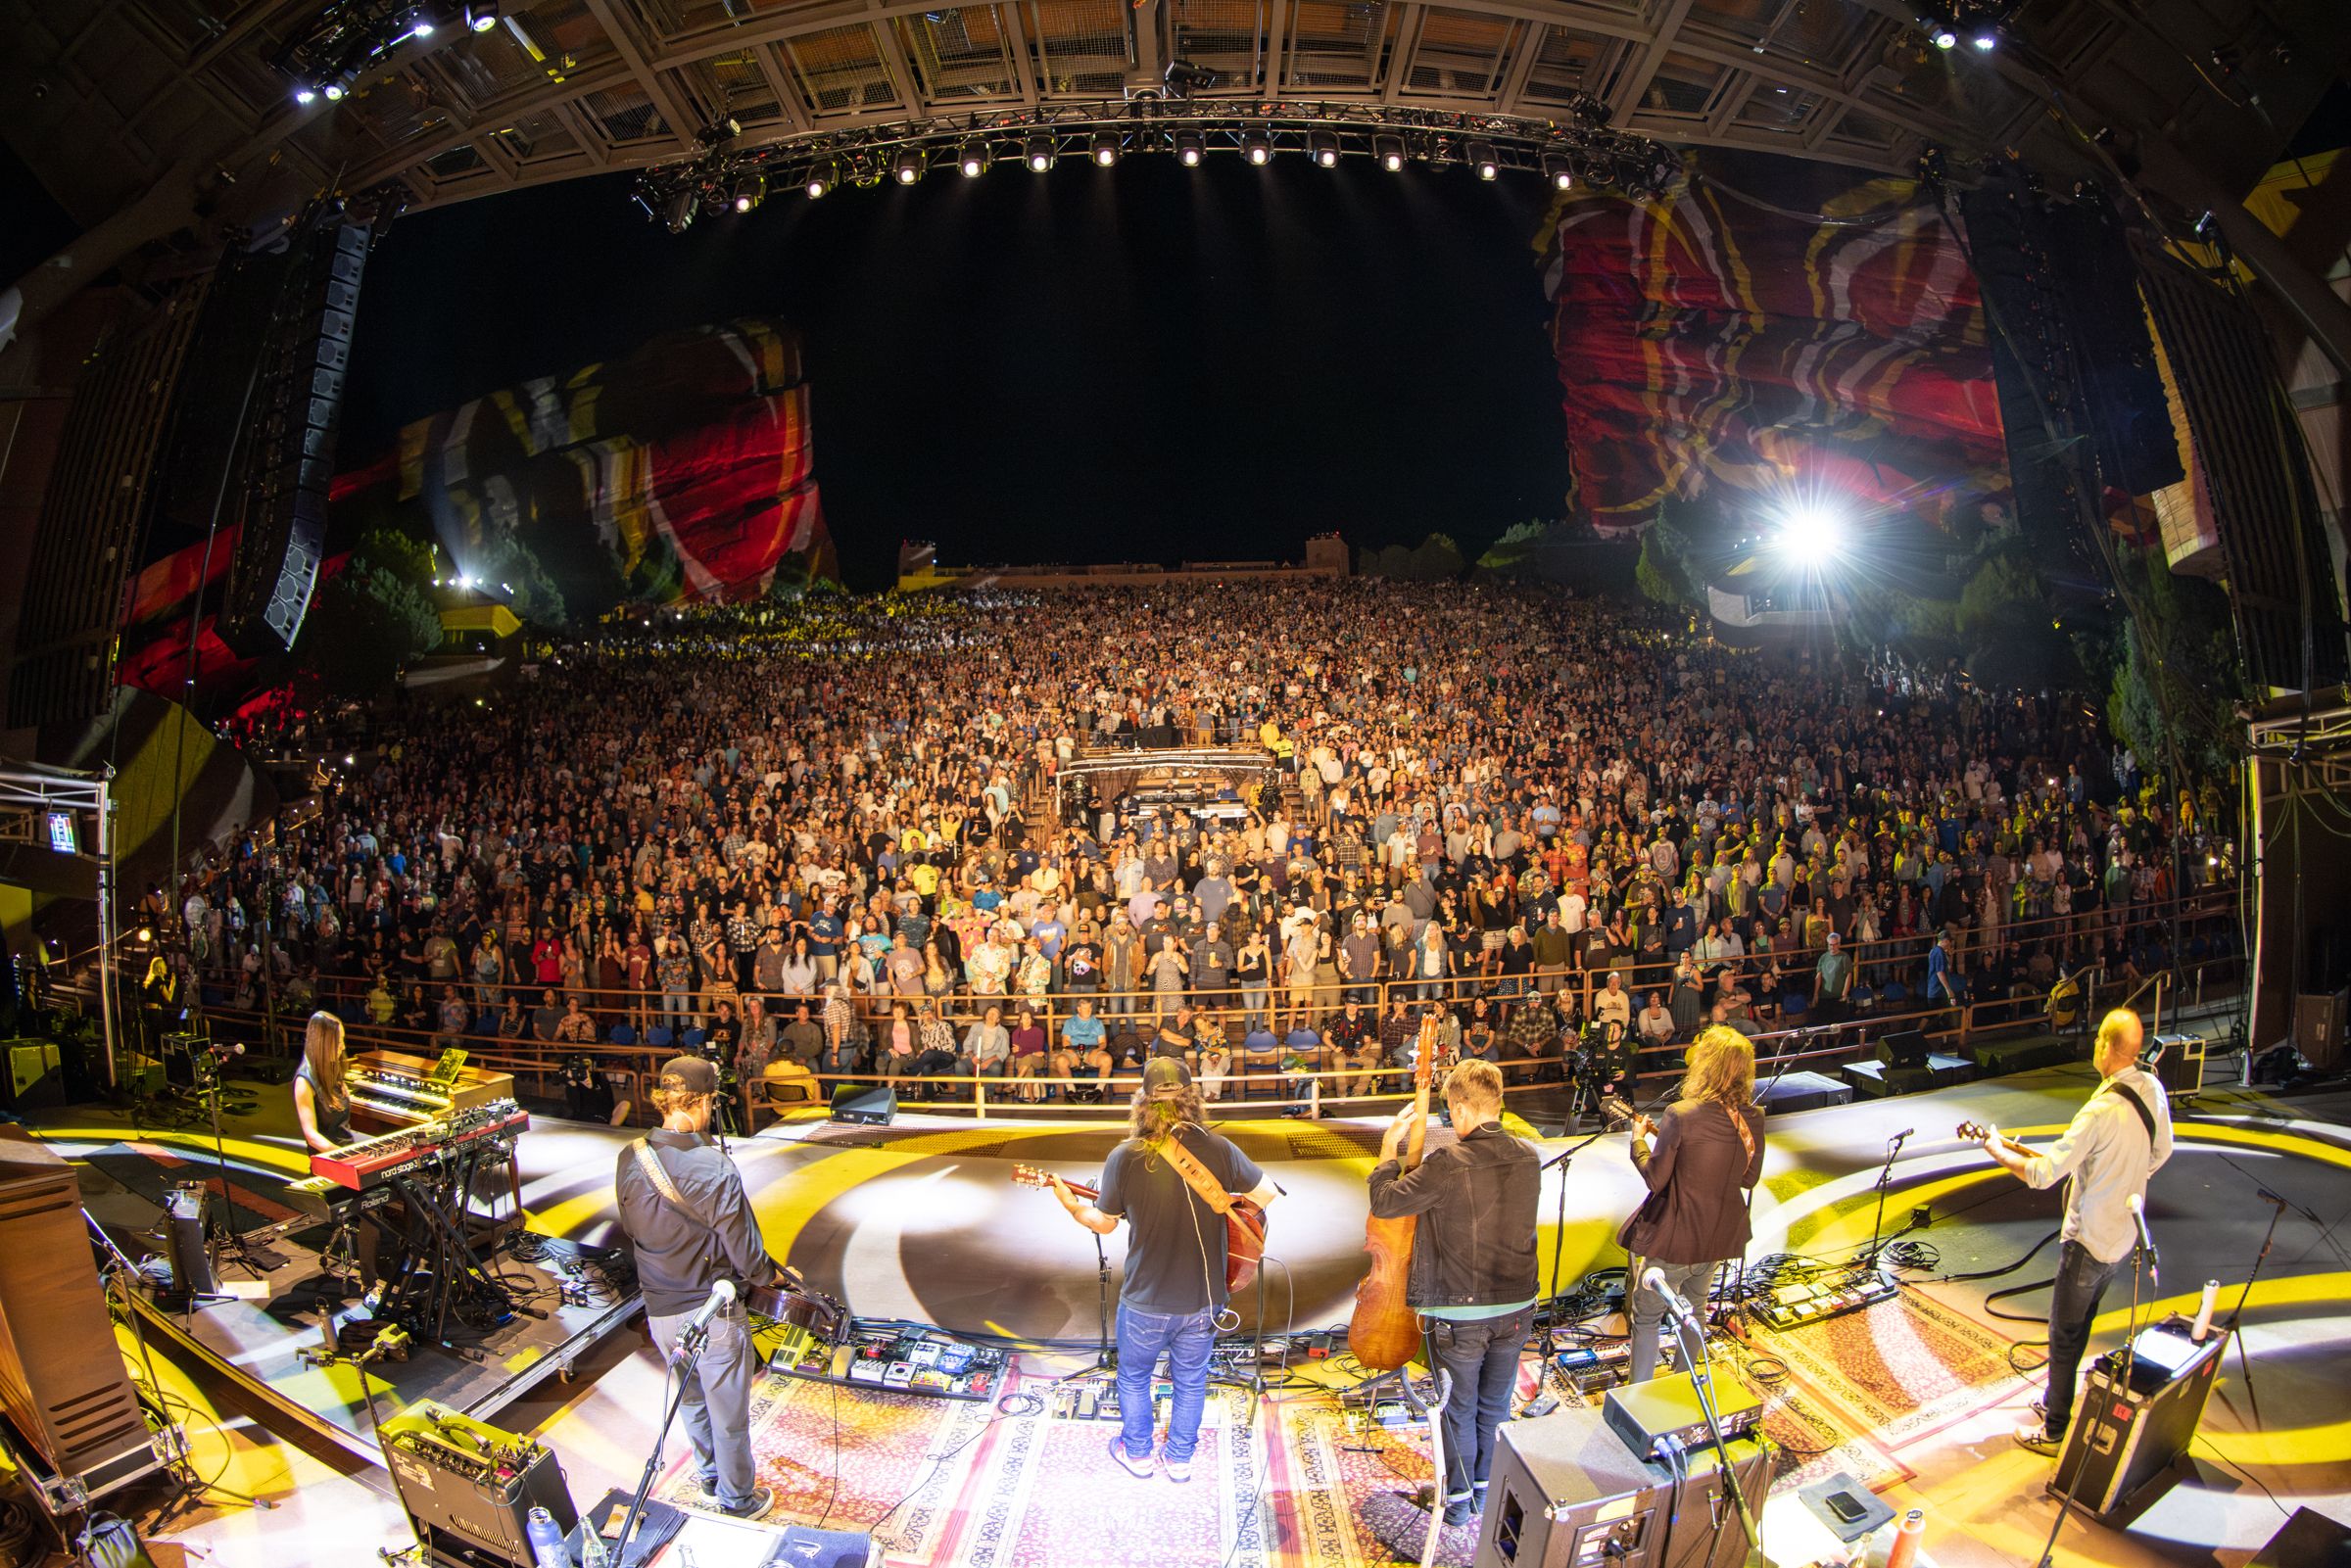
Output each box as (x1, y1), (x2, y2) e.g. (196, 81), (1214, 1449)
(770, 1323), (1006, 1401)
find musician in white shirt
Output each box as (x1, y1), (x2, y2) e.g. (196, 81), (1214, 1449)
(1979, 1009), (2173, 1454)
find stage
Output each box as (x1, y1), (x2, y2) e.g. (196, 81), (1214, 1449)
(18, 1055), (2351, 1568)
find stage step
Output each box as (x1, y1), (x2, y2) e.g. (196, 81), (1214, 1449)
(1972, 1032), (2080, 1078)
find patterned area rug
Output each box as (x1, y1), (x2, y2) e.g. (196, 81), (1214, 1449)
(1746, 1286), (2028, 1493)
(654, 1370), (1004, 1565)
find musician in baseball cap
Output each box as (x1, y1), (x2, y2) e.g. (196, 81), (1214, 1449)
(1052, 1056), (1278, 1484)
(613, 1055), (791, 1521)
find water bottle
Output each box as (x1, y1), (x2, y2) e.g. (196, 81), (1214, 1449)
(525, 1506), (573, 1568)
(579, 1527), (611, 1568)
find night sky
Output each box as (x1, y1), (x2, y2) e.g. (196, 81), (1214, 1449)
(341, 154), (1574, 589)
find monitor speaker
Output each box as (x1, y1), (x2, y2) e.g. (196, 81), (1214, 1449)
(1880, 1030), (1930, 1069)
(1472, 1405), (1769, 1568)
(829, 1083), (896, 1126)
(2249, 1507), (2351, 1568)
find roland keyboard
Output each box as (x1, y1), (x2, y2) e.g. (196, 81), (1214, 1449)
(309, 1100), (529, 1191)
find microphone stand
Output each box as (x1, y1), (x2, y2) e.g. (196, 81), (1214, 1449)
(2218, 1188), (2292, 1431)
(611, 1329), (708, 1568)
(1536, 1083), (1675, 1369)
(1666, 1300), (1761, 1566)
(1852, 1129), (1912, 1272)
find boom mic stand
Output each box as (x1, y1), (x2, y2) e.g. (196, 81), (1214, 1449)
(193, 1036), (268, 1282)
(1852, 1127), (1913, 1272)
(1665, 1298), (1761, 1566)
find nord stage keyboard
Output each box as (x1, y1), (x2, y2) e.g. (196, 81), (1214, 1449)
(310, 1101), (529, 1191)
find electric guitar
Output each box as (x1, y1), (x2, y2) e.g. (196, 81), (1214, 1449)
(1012, 1163), (1269, 1294)
(1955, 1120), (2037, 1160)
(1598, 1093), (1639, 1130)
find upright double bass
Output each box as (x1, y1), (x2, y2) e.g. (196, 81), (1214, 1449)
(1347, 1016), (1441, 1371)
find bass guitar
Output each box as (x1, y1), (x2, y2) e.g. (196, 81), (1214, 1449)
(1010, 1164), (1270, 1295)
(1347, 1015), (1442, 1372)
(1955, 1120), (2037, 1160)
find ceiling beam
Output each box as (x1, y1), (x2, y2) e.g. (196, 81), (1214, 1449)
(1607, 0), (1698, 130)
(579, 0), (699, 149)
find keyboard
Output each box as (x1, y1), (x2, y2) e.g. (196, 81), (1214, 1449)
(309, 1101), (529, 1191)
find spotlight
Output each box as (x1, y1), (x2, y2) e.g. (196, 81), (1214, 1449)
(663, 188), (696, 231)
(1092, 132), (1119, 166)
(294, 82), (317, 104)
(1309, 131), (1337, 167)
(731, 172), (764, 212)
(1931, 26), (1956, 48)
(893, 147), (923, 184)
(411, 14), (434, 36)
(1026, 134), (1053, 171)
(323, 79), (348, 100)
(1773, 503), (1847, 560)
(1175, 130), (1204, 166)
(1470, 142), (1498, 180)
(1543, 154), (1573, 190)
(1243, 129), (1271, 165)
(1374, 134), (1404, 171)
(1970, 29), (1996, 49)
(958, 140), (985, 176)
(804, 163), (833, 198)
(466, 0), (499, 30)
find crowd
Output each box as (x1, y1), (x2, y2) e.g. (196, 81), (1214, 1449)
(145, 579), (2232, 1109)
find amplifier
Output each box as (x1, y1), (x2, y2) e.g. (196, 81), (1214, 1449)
(1, 1040), (62, 1110)
(381, 1405), (576, 1567)
(1475, 1406), (1771, 1568)
(2049, 1320), (2225, 1516)
(164, 1182), (216, 1301)
(1603, 1369), (1763, 1461)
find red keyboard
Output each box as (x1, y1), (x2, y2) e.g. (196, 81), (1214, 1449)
(310, 1103), (529, 1190)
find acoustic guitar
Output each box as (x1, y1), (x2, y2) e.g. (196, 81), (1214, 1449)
(742, 1281), (846, 1341)
(1955, 1120), (2037, 1160)
(1346, 1015), (1442, 1372)
(1011, 1164), (1270, 1295)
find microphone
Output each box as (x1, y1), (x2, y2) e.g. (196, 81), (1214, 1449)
(1889, 1127), (1914, 1145)
(670, 1280), (736, 1362)
(1641, 1266), (1703, 1326)
(2127, 1193), (2157, 1266)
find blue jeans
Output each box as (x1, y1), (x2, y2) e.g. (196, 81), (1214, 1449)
(2043, 1239), (2126, 1436)
(1115, 1301), (1218, 1463)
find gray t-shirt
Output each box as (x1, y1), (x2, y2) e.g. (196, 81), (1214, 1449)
(1096, 1124), (1264, 1313)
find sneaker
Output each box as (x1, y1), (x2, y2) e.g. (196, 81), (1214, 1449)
(2013, 1421), (2061, 1457)
(1108, 1437), (1155, 1479)
(1162, 1453), (1193, 1483)
(720, 1486), (775, 1522)
(1443, 1495), (1477, 1529)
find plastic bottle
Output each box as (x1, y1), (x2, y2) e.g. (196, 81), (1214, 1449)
(579, 1527), (611, 1568)
(1885, 1507), (1925, 1568)
(525, 1505), (573, 1568)
(2192, 1280), (2219, 1341)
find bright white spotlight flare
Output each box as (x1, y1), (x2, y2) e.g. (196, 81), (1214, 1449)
(1775, 504), (1848, 561)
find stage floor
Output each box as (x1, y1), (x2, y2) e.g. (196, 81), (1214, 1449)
(19, 1063), (2351, 1568)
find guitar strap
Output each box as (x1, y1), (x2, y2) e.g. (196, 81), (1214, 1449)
(1157, 1128), (1235, 1214)
(2100, 1078), (2160, 1145)
(632, 1138), (708, 1227)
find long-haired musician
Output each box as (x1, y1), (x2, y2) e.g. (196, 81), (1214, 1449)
(293, 1011), (355, 1152)
(1620, 1025), (1764, 1385)
(1053, 1058), (1279, 1483)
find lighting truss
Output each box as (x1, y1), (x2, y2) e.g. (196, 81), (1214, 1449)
(630, 99), (1682, 223)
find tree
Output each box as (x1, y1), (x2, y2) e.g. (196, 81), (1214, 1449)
(2096, 545), (2244, 777)
(1636, 526), (1694, 606)
(296, 561), (444, 694)
(1405, 533), (1464, 581)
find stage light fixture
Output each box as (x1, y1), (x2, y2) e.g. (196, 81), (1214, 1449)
(894, 147), (924, 184)
(1774, 503), (1847, 560)
(805, 163), (833, 198)
(1971, 28), (1996, 48)
(731, 173), (764, 213)
(1931, 26), (1956, 48)
(294, 82), (317, 104)
(664, 189), (697, 232)
(959, 141), (985, 176)
(1374, 134), (1404, 171)
(411, 14), (434, 36)
(1092, 132), (1119, 166)
(1176, 130), (1204, 166)
(1470, 142), (1498, 180)
(1243, 129), (1271, 165)
(1309, 131), (1337, 167)
(466, 1), (499, 30)
(323, 79), (348, 100)
(1544, 154), (1573, 189)
(1026, 135), (1054, 171)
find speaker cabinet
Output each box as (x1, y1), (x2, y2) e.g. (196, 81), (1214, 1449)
(1474, 1405), (1771, 1568)
(829, 1083), (897, 1126)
